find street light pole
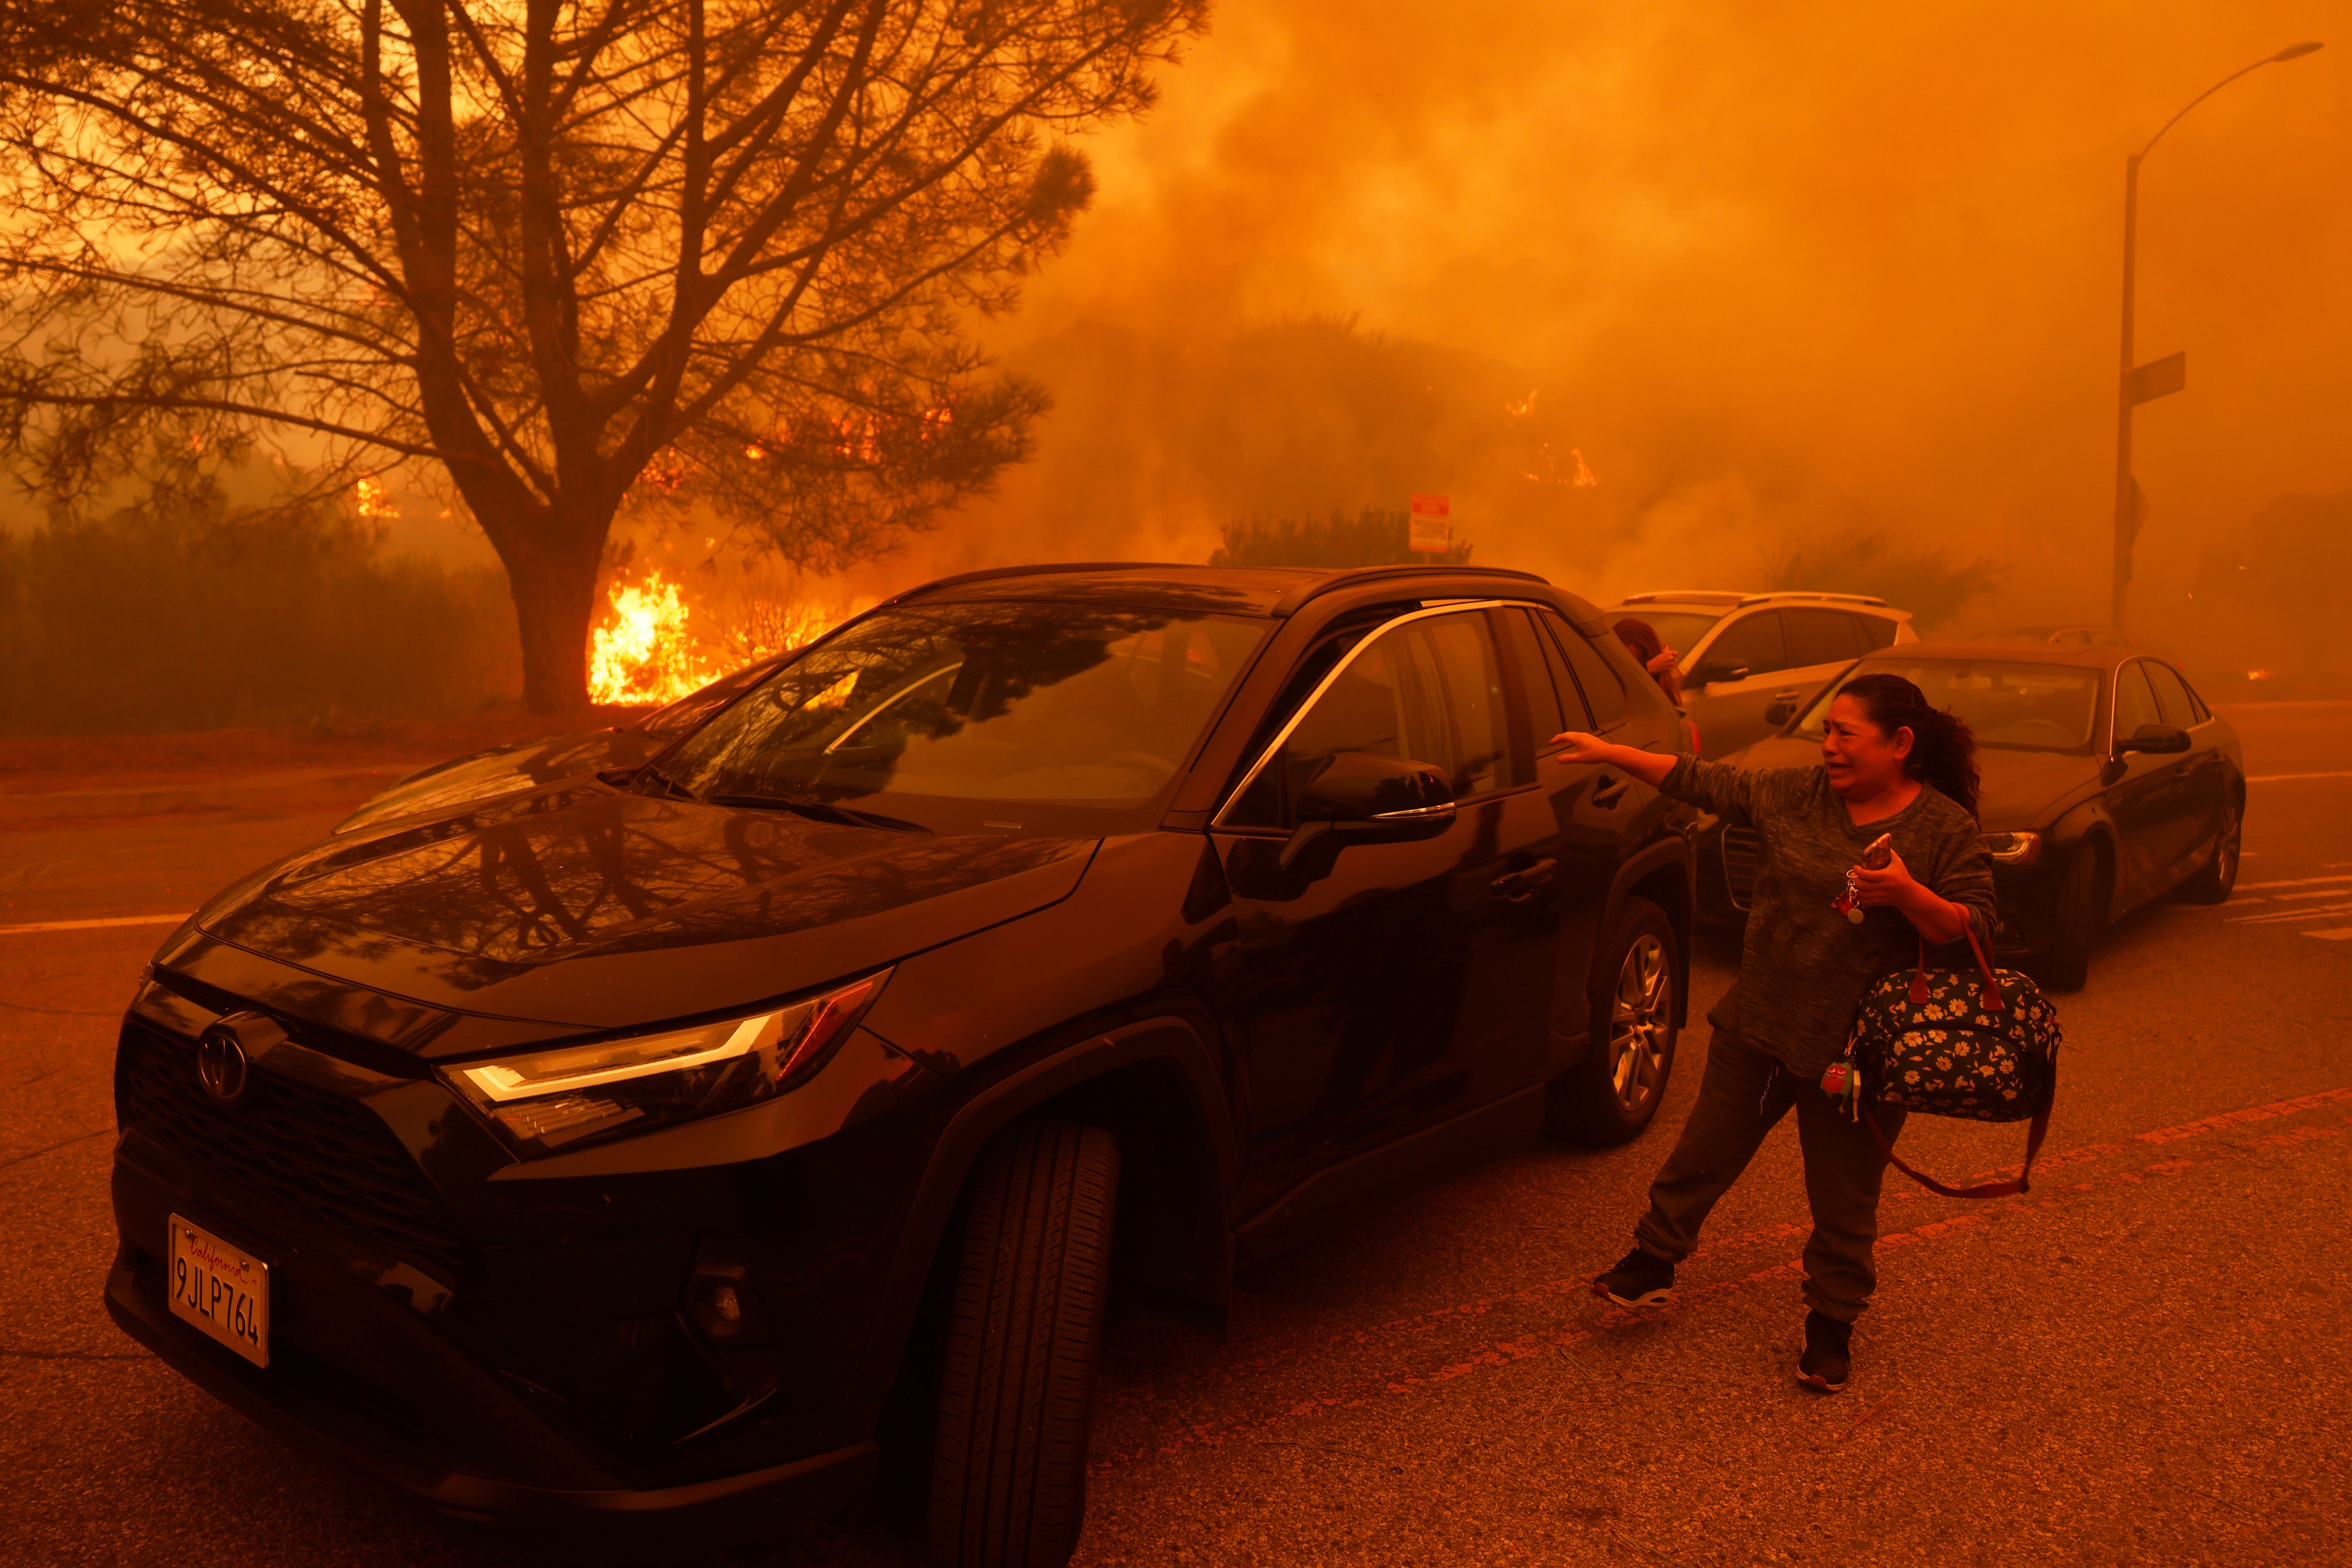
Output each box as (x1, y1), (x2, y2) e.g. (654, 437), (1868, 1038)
(2109, 40), (2323, 630)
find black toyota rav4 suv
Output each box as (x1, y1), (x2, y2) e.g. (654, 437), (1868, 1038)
(107, 563), (1696, 1565)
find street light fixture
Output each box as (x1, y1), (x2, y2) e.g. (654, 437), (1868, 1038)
(2109, 40), (2323, 630)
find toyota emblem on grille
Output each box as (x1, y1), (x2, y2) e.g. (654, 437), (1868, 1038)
(196, 1027), (251, 1105)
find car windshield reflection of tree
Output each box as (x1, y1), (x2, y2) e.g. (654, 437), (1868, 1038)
(1793, 661), (2103, 753)
(660, 603), (1268, 833)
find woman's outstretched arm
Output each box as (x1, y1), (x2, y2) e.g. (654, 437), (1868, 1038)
(1549, 731), (1677, 787)
(1552, 731), (1790, 827)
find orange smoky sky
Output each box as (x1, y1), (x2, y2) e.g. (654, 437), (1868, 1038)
(838, 0), (2348, 637)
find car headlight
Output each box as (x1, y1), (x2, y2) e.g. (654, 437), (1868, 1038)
(443, 970), (890, 1157)
(1982, 831), (2043, 866)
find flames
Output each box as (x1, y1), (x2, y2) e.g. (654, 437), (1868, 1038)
(354, 475), (400, 518)
(587, 567), (844, 707)
(589, 572), (710, 706)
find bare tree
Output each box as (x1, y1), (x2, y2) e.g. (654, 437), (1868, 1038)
(0, 0), (1203, 710)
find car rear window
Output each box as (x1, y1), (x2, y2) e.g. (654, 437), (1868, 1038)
(1613, 610), (1720, 662)
(1788, 608), (1863, 666)
(1697, 611), (1790, 680)
(1792, 659), (2103, 753)
(1541, 611), (1627, 728)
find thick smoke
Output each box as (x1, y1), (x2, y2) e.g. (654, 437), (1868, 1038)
(844, 0), (2348, 683)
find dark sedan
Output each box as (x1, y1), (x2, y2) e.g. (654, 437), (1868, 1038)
(105, 563), (1697, 1565)
(1699, 642), (2242, 988)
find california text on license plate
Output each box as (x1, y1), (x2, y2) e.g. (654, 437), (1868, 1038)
(168, 1215), (269, 1367)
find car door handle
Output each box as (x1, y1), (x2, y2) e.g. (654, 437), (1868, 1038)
(1491, 858), (1558, 898)
(1591, 775), (1631, 807)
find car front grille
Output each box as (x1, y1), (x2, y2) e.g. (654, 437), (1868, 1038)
(1721, 826), (1763, 911)
(116, 1021), (466, 1282)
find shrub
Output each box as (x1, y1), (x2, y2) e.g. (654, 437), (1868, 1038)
(1209, 506), (1473, 570)
(1765, 529), (2006, 630)
(0, 499), (517, 735)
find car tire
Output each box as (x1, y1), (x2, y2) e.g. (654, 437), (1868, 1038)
(2041, 842), (2103, 993)
(1550, 897), (1679, 1147)
(2174, 794), (2242, 905)
(929, 1120), (1120, 1568)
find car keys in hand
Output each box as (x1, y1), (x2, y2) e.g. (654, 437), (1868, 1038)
(1831, 832), (1895, 924)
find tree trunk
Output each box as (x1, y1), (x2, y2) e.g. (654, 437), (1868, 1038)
(496, 525), (608, 716)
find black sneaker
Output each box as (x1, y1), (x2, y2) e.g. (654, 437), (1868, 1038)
(1797, 1310), (1852, 1392)
(1592, 1247), (1674, 1310)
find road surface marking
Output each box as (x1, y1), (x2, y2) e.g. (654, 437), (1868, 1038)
(2306, 928), (2352, 941)
(0, 913), (190, 937)
(2227, 903), (2352, 925)
(2246, 771), (2352, 783)
(2237, 873), (2352, 890)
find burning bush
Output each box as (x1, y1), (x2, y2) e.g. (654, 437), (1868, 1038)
(586, 554), (853, 707)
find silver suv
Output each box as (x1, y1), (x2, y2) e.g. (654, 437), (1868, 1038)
(1601, 591), (1917, 756)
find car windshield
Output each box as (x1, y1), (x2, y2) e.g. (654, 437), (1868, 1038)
(634, 656), (784, 741)
(1791, 659), (2103, 754)
(654, 600), (1268, 835)
(1612, 610), (1722, 660)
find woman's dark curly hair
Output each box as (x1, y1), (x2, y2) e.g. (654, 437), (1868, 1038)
(1835, 672), (1980, 819)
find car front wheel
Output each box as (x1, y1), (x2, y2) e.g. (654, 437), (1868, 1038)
(929, 1119), (1120, 1568)
(1551, 897), (1679, 1146)
(2040, 842), (2103, 992)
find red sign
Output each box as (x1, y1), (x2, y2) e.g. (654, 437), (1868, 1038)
(1408, 493), (1451, 553)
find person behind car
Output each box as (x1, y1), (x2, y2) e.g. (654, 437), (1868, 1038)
(1549, 672), (1995, 1392)
(1613, 616), (1699, 754)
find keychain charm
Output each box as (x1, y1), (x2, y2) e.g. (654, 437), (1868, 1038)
(1821, 1057), (1861, 1119)
(1832, 832), (1895, 925)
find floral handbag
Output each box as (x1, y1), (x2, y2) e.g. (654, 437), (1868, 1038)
(1825, 926), (2062, 1199)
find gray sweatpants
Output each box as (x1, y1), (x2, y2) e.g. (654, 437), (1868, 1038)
(1632, 1027), (1906, 1322)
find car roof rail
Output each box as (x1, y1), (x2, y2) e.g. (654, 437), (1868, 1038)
(875, 561), (1205, 609)
(1265, 564), (1553, 619)
(1618, 590), (1747, 606)
(1735, 590), (1889, 608)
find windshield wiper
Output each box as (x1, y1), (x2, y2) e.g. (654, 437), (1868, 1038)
(630, 763), (697, 800)
(701, 793), (930, 833)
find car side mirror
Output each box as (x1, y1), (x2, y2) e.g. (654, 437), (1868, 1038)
(1282, 752), (1456, 868)
(1690, 662), (1750, 688)
(2116, 723), (2190, 756)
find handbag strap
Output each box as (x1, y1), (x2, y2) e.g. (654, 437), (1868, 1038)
(1864, 1104), (2048, 1199)
(1905, 923), (2005, 1013)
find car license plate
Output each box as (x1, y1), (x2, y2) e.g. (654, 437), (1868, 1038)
(168, 1215), (269, 1367)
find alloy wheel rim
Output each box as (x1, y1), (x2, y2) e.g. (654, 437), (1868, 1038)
(2217, 801), (2242, 886)
(1609, 934), (1671, 1113)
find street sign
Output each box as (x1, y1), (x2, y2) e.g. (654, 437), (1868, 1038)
(1408, 494), (1451, 554)
(2127, 351), (2186, 406)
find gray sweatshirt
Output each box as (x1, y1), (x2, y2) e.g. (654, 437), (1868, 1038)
(1664, 756), (1999, 1078)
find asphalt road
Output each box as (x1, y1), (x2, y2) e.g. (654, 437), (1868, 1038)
(5, 703), (2349, 1567)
